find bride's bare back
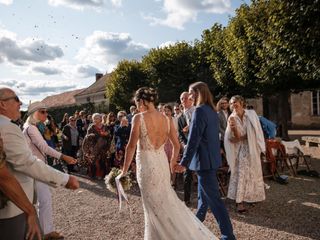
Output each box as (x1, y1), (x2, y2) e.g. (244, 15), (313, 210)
(140, 111), (169, 150)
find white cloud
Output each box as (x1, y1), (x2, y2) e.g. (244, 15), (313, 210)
(143, 0), (231, 29)
(110, 0), (122, 8)
(0, 77), (76, 107)
(74, 64), (102, 78)
(76, 31), (149, 71)
(31, 66), (62, 75)
(0, 28), (64, 66)
(48, 0), (105, 10)
(0, 0), (13, 5)
(159, 41), (176, 48)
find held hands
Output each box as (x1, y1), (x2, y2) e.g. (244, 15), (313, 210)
(170, 161), (186, 174)
(65, 176), (79, 190)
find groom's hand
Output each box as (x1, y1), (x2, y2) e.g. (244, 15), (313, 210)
(174, 165), (186, 173)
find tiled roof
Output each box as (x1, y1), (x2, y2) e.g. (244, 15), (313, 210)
(75, 74), (110, 97)
(42, 88), (84, 108)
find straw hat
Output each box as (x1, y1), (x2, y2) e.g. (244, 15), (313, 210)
(28, 101), (47, 115)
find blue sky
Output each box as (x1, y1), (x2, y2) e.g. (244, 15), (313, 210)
(0, 0), (249, 107)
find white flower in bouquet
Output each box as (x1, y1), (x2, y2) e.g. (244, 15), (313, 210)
(105, 167), (134, 193)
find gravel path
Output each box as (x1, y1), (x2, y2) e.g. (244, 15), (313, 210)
(52, 159), (320, 240)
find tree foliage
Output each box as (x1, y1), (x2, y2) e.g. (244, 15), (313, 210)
(141, 42), (199, 103)
(106, 60), (148, 111)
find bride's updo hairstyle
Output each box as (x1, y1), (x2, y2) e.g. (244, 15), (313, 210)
(134, 87), (158, 107)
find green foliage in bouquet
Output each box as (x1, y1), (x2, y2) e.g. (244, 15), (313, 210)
(105, 167), (134, 193)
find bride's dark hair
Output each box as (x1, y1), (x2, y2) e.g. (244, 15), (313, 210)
(134, 87), (158, 104)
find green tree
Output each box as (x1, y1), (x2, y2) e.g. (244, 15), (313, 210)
(106, 60), (148, 111)
(142, 42), (199, 102)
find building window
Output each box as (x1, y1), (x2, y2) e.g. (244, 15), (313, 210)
(311, 90), (320, 116)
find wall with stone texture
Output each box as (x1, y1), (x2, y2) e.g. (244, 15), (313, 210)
(291, 91), (320, 128)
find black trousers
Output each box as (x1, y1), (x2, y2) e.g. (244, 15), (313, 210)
(0, 213), (27, 240)
(0, 213), (43, 240)
(183, 169), (193, 202)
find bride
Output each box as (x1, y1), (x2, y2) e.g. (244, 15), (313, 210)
(119, 87), (217, 240)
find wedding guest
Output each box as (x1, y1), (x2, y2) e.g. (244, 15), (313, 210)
(76, 110), (88, 139)
(114, 111), (131, 168)
(0, 87), (79, 240)
(105, 112), (117, 136)
(43, 114), (59, 165)
(224, 95), (266, 213)
(61, 116), (80, 173)
(105, 112), (117, 167)
(82, 113), (112, 179)
(180, 82), (235, 240)
(163, 104), (178, 187)
(177, 91), (195, 206)
(173, 104), (182, 119)
(0, 134), (41, 240)
(157, 103), (165, 113)
(217, 97), (231, 147)
(60, 113), (69, 129)
(23, 102), (77, 240)
(127, 105), (137, 123)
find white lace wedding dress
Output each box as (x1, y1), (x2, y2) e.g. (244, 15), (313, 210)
(136, 115), (217, 240)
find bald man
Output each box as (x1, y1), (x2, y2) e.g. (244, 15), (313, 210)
(0, 86), (79, 240)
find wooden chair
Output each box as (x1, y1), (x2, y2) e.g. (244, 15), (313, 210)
(217, 150), (229, 197)
(265, 139), (296, 176)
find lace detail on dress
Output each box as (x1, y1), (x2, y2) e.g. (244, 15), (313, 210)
(135, 113), (217, 240)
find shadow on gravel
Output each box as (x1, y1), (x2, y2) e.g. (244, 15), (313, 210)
(228, 164), (320, 240)
(77, 176), (142, 199)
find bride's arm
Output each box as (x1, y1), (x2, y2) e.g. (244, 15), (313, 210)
(168, 117), (180, 173)
(122, 115), (140, 174)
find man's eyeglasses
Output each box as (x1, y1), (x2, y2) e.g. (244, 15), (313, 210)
(0, 95), (20, 103)
(70, 119), (76, 122)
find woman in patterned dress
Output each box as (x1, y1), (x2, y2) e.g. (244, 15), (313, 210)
(224, 95), (266, 213)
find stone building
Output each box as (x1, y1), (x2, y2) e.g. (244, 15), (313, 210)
(246, 90), (320, 129)
(74, 73), (110, 109)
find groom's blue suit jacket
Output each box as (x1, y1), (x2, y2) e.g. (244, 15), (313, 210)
(180, 104), (222, 171)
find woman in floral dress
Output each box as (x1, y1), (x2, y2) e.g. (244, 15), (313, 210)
(224, 95), (266, 213)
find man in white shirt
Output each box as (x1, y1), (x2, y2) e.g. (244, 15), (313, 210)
(0, 87), (79, 240)
(177, 92), (195, 206)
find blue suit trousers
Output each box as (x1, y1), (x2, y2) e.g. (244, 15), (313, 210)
(196, 169), (236, 240)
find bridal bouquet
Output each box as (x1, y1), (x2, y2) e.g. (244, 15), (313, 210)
(105, 167), (134, 193)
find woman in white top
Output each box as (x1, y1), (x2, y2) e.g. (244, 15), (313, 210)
(23, 101), (76, 240)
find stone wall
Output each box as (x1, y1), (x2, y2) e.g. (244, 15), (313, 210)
(291, 91), (320, 128)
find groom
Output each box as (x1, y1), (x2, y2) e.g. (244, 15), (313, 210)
(179, 82), (236, 240)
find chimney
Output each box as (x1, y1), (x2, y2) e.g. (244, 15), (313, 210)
(95, 73), (103, 82)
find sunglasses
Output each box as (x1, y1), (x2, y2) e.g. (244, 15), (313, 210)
(1, 95), (20, 103)
(39, 110), (48, 114)
(70, 119), (75, 122)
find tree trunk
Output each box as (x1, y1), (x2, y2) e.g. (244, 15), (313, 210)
(263, 91), (291, 140)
